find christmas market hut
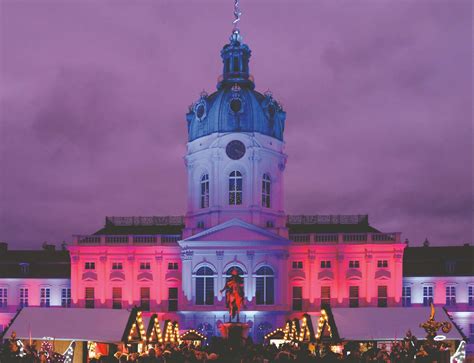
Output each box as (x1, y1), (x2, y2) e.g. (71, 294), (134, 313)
(3, 307), (132, 362)
(180, 329), (206, 346)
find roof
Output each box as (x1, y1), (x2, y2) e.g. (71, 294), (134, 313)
(287, 215), (381, 234)
(4, 307), (131, 343)
(404, 245), (474, 277)
(0, 250), (70, 278)
(309, 307), (464, 341)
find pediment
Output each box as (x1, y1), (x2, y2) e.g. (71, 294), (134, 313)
(179, 219), (290, 248)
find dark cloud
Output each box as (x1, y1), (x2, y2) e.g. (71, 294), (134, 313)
(0, 0), (471, 248)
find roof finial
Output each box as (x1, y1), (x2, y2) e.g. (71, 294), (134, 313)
(232, 0), (242, 34)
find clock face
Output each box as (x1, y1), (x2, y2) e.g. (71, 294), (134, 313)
(226, 140), (246, 160)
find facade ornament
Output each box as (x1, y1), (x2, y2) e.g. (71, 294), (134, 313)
(99, 255), (107, 263)
(181, 249), (194, 261)
(127, 255), (135, 261)
(216, 251), (224, 260)
(155, 253), (163, 262)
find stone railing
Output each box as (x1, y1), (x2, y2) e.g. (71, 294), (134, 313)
(287, 214), (368, 225)
(105, 216), (184, 226)
(73, 234), (182, 246)
(289, 232), (401, 245)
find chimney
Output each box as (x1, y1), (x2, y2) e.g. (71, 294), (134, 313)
(42, 242), (56, 252)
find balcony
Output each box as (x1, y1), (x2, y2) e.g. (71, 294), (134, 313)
(73, 234), (182, 246)
(289, 232), (401, 245)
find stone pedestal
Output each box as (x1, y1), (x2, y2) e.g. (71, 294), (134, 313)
(219, 323), (250, 349)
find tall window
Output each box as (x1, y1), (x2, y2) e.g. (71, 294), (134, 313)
(85, 287), (94, 308)
(423, 286), (434, 306)
(349, 261), (360, 268)
(195, 267), (215, 305)
(84, 262), (95, 270)
(378, 286), (388, 307)
(229, 171), (243, 205)
(0, 288), (7, 308)
(402, 286), (411, 307)
(256, 267), (274, 305)
(349, 286), (359, 308)
(200, 174), (210, 208)
(112, 287), (122, 309)
(292, 286), (303, 311)
(261, 174), (271, 208)
(40, 288), (50, 307)
(168, 287), (178, 311)
(321, 261), (331, 269)
(469, 286), (473, 306)
(61, 288), (71, 308)
(321, 286), (331, 307)
(446, 286), (456, 306)
(140, 287), (150, 311)
(112, 262), (123, 270)
(19, 288), (28, 308)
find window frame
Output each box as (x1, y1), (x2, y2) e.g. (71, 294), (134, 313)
(195, 267), (215, 306)
(200, 173), (210, 209)
(40, 287), (51, 308)
(261, 173), (271, 208)
(228, 171), (243, 205)
(255, 266), (274, 305)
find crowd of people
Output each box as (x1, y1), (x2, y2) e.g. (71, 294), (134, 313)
(0, 332), (457, 363)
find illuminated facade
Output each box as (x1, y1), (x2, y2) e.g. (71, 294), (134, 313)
(68, 29), (406, 341)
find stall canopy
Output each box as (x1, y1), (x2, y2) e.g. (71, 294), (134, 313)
(4, 307), (131, 343)
(309, 307), (464, 342)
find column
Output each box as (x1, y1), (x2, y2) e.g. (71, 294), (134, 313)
(365, 251), (374, 305)
(71, 255), (80, 305)
(99, 255), (107, 306)
(155, 253), (163, 305)
(127, 255), (135, 307)
(216, 251), (224, 301)
(393, 250), (403, 305)
(246, 251), (255, 302)
(181, 249), (193, 303)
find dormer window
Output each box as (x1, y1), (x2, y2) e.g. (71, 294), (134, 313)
(19, 263), (29, 275)
(445, 260), (456, 273)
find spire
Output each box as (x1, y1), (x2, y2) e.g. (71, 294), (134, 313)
(217, 0), (254, 90)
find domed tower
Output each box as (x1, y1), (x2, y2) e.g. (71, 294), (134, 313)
(183, 30), (287, 238)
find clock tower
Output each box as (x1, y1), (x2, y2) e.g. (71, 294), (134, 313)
(183, 30), (288, 238)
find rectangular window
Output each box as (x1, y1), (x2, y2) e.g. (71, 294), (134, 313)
(469, 286), (473, 306)
(378, 285), (388, 307)
(85, 287), (94, 308)
(292, 286), (303, 311)
(140, 262), (151, 270)
(168, 262), (179, 270)
(40, 288), (51, 307)
(0, 288), (7, 308)
(168, 287), (178, 312)
(19, 288), (28, 308)
(402, 286), (411, 307)
(349, 286), (359, 308)
(112, 287), (122, 309)
(377, 260), (388, 268)
(446, 286), (456, 306)
(61, 288), (71, 308)
(84, 262), (95, 270)
(140, 287), (150, 311)
(320, 261), (331, 269)
(349, 260), (360, 268)
(112, 262), (123, 270)
(292, 261), (303, 269)
(200, 175), (210, 209)
(423, 286), (434, 306)
(321, 286), (331, 307)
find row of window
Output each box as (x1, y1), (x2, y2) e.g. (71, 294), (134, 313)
(0, 288), (71, 308)
(402, 285), (474, 307)
(200, 172), (272, 208)
(86, 262), (180, 271)
(84, 287), (178, 312)
(291, 260), (389, 269)
(292, 285), (388, 310)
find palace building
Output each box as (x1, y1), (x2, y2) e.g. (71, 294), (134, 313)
(66, 29), (407, 341)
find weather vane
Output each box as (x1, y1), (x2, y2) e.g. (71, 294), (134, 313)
(233, 0), (242, 32)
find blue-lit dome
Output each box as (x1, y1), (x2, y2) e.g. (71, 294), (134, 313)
(186, 31), (286, 142)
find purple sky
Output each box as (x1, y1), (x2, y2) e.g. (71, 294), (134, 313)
(1, 1), (472, 249)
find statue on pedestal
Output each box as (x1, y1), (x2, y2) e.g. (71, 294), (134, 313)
(220, 268), (244, 321)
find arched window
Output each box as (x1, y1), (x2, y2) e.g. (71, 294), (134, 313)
(195, 267), (214, 305)
(262, 174), (271, 208)
(229, 171), (242, 205)
(225, 266), (245, 281)
(200, 174), (209, 209)
(256, 266), (274, 305)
